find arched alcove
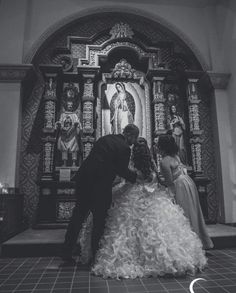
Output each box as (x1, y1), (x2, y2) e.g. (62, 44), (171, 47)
(20, 10), (217, 226)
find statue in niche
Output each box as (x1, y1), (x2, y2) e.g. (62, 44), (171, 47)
(188, 82), (198, 101)
(56, 84), (82, 167)
(167, 104), (187, 164)
(110, 82), (135, 134)
(45, 77), (56, 98)
(112, 59), (135, 79)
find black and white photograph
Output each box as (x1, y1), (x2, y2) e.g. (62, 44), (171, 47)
(0, 1), (235, 293)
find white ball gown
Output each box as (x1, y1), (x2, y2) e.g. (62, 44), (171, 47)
(79, 175), (207, 279)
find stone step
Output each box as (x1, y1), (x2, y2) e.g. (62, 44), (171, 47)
(1, 224), (236, 257)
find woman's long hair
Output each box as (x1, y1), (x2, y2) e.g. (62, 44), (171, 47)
(157, 134), (178, 157)
(132, 137), (152, 179)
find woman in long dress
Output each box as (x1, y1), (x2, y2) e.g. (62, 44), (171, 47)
(156, 134), (213, 250)
(79, 137), (208, 279)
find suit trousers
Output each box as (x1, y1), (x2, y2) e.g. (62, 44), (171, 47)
(63, 179), (112, 259)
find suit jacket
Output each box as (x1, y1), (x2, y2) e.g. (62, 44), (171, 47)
(76, 134), (136, 192)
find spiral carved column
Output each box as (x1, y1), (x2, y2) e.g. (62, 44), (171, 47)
(152, 77), (166, 135)
(40, 67), (62, 180)
(151, 77), (167, 173)
(187, 79), (203, 174)
(187, 77), (210, 221)
(78, 67), (99, 159)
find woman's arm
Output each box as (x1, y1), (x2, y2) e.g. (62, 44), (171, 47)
(151, 158), (167, 187)
(179, 116), (186, 130)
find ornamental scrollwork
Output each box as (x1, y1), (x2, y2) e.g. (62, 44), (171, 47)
(44, 100), (55, 129)
(52, 55), (73, 72)
(58, 202), (76, 220)
(109, 22), (134, 39)
(43, 142), (54, 173)
(87, 42), (146, 66)
(82, 101), (94, 133)
(83, 81), (94, 98)
(191, 142), (203, 173)
(112, 59), (135, 79)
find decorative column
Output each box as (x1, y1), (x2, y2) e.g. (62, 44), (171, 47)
(151, 77), (166, 174)
(187, 79), (203, 174)
(187, 77), (210, 221)
(35, 66), (64, 227)
(82, 78), (95, 134)
(78, 67), (99, 159)
(43, 78), (56, 131)
(39, 65), (62, 180)
(81, 77), (95, 159)
(42, 137), (56, 177)
(152, 77), (166, 135)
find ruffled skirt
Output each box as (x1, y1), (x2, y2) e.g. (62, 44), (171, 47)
(90, 183), (207, 279)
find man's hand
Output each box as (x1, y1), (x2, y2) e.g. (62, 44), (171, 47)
(156, 174), (167, 187)
(136, 170), (145, 184)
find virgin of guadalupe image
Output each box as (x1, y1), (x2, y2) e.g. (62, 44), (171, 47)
(110, 82), (135, 134)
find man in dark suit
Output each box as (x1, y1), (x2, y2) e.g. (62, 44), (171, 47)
(62, 124), (139, 265)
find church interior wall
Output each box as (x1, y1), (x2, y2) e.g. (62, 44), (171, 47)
(0, 83), (21, 188)
(216, 0), (236, 222)
(0, 0), (28, 63)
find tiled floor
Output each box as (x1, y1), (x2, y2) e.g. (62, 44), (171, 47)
(1, 249), (236, 293)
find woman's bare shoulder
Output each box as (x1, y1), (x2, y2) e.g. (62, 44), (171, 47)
(161, 156), (176, 168)
(161, 155), (173, 163)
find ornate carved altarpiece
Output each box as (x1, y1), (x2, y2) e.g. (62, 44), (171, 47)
(19, 13), (218, 226)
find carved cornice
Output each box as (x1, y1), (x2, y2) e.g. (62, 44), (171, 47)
(39, 64), (63, 79)
(0, 64), (35, 83)
(77, 66), (100, 80)
(78, 39), (158, 68)
(207, 72), (231, 90)
(185, 70), (204, 80)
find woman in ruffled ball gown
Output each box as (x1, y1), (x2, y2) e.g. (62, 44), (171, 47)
(80, 137), (207, 279)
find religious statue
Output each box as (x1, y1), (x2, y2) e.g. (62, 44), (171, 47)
(167, 104), (187, 164)
(112, 59), (135, 79)
(56, 85), (82, 167)
(44, 77), (56, 99)
(110, 82), (135, 134)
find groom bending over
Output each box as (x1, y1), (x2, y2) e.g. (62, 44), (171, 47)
(62, 124), (139, 265)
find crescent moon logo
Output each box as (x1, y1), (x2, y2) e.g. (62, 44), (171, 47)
(189, 278), (206, 293)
